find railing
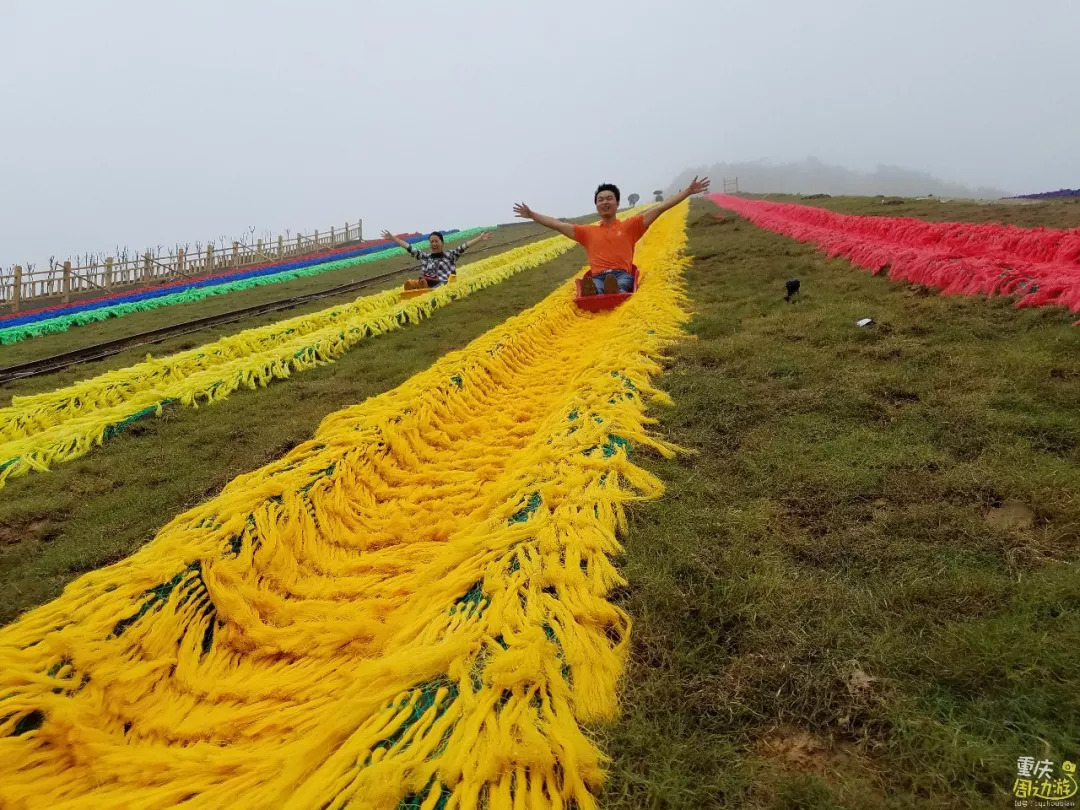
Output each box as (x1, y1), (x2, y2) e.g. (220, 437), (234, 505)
(2, 219), (363, 312)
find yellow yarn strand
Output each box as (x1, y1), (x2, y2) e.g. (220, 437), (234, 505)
(0, 209), (649, 493)
(0, 201), (691, 809)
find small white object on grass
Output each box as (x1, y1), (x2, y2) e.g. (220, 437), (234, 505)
(856, 318), (873, 327)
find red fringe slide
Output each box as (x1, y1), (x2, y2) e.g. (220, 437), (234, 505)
(707, 194), (1080, 322)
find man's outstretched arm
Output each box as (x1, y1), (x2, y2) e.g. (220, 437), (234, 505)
(513, 202), (576, 239)
(641, 176), (711, 229)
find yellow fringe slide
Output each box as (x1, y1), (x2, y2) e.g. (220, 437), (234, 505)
(0, 209), (641, 493)
(0, 201), (691, 809)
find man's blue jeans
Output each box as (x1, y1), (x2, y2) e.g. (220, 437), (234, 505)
(591, 270), (634, 294)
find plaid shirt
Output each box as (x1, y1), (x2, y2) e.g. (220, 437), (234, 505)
(407, 243), (468, 285)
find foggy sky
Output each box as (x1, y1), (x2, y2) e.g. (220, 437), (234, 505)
(2, 0), (1077, 267)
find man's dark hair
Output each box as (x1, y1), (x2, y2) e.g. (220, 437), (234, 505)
(594, 183), (621, 203)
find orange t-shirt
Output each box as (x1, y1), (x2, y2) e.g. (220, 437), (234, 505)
(572, 215), (647, 275)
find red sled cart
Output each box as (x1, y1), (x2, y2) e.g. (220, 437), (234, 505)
(574, 266), (641, 312)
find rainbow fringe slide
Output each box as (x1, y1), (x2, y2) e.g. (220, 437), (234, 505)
(0, 232), (422, 326)
(0, 200), (691, 809)
(0, 208), (649, 492)
(0, 229), (481, 346)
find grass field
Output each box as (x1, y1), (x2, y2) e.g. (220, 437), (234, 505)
(599, 201), (1080, 808)
(2, 196), (1078, 807)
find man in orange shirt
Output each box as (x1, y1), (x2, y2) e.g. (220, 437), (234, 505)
(512, 176), (710, 294)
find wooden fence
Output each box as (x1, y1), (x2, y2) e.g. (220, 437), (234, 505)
(2, 219), (363, 313)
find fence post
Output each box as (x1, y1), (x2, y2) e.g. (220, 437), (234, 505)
(330, 225), (335, 246)
(358, 218), (363, 241)
(313, 229), (320, 251)
(62, 261), (72, 303)
(278, 235), (284, 259)
(143, 252), (152, 285)
(232, 241), (240, 268)
(344, 222), (349, 243)
(206, 245), (215, 276)
(12, 265), (22, 313)
(256, 239), (263, 260)
(104, 257), (114, 290)
(177, 249), (185, 276)
(296, 233), (302, 255)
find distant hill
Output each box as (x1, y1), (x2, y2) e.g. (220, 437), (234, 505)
(668, 157), (1011, 199)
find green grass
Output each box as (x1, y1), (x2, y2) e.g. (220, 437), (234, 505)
(599, 201), (1080, 808)
(0, 240), (591, 623)
(3, 196), (1079, 807)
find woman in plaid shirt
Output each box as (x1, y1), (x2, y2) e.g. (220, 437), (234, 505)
(380, 229), (492, 290)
